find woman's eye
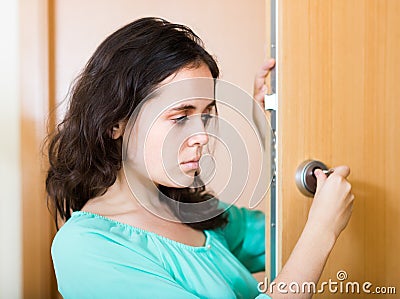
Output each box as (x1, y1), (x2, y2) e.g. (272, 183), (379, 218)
(201, 114), (214, 125)
(173, 115), (188, 124)
(172, 113), (214, 126)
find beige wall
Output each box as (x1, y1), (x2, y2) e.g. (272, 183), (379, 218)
(0, 0), (22, 298)
(55, 0), (266, 105)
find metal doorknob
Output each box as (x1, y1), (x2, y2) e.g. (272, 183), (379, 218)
(295, 160), (331, 197)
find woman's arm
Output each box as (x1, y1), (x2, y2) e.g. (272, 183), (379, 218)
(266, 167), (354, 298)
(253, 62), (355, 298)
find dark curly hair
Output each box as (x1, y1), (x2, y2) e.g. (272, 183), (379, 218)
(46, 17), (228, 230)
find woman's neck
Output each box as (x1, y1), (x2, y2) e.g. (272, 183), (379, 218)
(81, 169), (178, 221)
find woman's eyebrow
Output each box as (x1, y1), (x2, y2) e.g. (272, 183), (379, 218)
(169, 100), (216, 112)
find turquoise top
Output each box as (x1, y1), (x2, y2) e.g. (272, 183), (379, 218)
(52, 204), (271, 299)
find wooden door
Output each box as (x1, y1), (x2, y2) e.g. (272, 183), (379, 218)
(273, 0), (400, 298)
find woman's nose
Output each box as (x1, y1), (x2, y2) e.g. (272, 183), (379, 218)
(187, 119), (209, 147)
(187, 132), (209, 147)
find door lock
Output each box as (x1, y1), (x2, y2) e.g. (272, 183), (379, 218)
(295, 160), (332, 197)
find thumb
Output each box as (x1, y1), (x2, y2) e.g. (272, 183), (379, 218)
(314, 168), (327, 195)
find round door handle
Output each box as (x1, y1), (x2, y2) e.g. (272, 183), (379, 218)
(295, 160), (330, 197)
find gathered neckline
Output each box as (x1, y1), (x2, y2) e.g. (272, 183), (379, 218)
(71, 210), (213, 251)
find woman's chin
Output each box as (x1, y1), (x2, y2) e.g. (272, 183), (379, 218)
(157, 176), (196, 189)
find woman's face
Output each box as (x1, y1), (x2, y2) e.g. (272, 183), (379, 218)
(125, 63), (216, 188)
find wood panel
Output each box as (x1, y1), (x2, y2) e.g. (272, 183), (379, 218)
(20, 0), (58, 297)
(277, 0), (400, 297)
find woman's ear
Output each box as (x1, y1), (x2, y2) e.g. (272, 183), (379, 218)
(111, 121), (126, 139)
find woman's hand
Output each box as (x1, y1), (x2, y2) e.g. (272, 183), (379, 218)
(252, 59), (276, 144)
(266, 166), (355, 298)
(253, 59), (276, 109)
(307, 166), (355, 239)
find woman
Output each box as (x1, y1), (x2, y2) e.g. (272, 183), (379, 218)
(46, 17), (354, 299)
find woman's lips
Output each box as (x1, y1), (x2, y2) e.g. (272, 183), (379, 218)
(180, 160), (199, 170)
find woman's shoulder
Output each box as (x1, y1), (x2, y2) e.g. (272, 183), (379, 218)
(216, 202), (265, 232)
(51, 211), (163, 264)
(212, 202), (265, 249)
(53, 210), (133, 241)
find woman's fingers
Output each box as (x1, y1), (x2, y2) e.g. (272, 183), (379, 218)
(314, 169), (327, 195)
(253, 59), (276, 106)
(309, 165), (354, 238)
(254, 59), (275, 89)
(331, 165), (350, 178)
(315, 165), (349, 197)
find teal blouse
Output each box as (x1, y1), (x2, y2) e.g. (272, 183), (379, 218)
(51, 203), (271, 299)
